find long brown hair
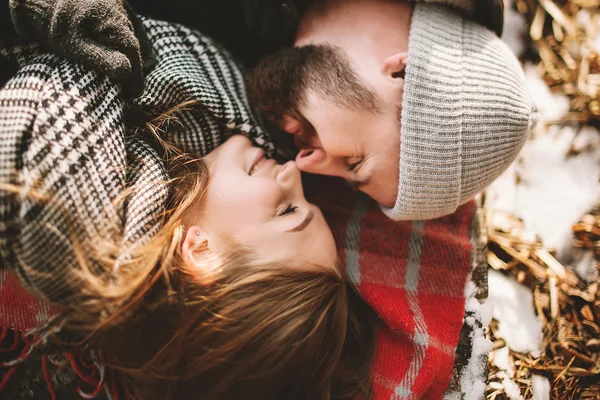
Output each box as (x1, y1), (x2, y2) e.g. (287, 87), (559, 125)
(8, 103), (377, 399)
(57, 105), (378, 399)
(100, 154), (376, 399)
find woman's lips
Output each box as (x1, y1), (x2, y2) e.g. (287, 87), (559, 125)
(249, 149), (266, 175)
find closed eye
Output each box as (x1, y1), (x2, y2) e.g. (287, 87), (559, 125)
(278, 204), (298, 216)
(347, 158), (363, 172)
(345, 161), (373, 191)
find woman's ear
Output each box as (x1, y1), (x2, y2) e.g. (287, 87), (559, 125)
(381, 52), (408, 80)
(182, 225), (211, 269)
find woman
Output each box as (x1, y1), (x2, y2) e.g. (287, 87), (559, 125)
(0, 11), (376, 400)
(69, 132), (375, 400)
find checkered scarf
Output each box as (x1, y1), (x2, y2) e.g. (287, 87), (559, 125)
(0, 16), (488, 400)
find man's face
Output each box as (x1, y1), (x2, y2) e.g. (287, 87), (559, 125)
(249, 0), (412, 207)
(283, 90), (401, 208)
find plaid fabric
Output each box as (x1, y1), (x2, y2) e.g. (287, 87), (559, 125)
(0, 190), (484, 400)
(0, 15), (487, 400)
(307, 178), (484, 399)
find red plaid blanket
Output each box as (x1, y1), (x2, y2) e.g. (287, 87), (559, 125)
(1, 178), (477, 399)
(309, 178), (477, 399)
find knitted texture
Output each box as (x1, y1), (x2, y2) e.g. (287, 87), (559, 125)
(9, 0), (145, 93)
(382, 3), (536, 221)
(0, 49), (130, 304)
(1, 15), (486, 400)
(0, 17), (274, 305)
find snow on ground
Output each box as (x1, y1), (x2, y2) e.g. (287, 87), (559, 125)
(486, 122), (600, 262)
(460, 282), (494, 400)
(488, 270), (543, 356)
(484, 3), (600, 399)
(531, 375), (551, 400)
(491, 0), (600, 264)
(522, 64), (571, 123)
(491, 345), (514, 377)
(502, 376), (524, 400)
(486, 60), (600, 264)
(501, 0), (528, 57)
(487, 271), (543, 399)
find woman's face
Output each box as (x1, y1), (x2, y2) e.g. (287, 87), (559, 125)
(189, 135), (337, 270)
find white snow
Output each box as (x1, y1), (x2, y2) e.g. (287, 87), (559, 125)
(462, 379), (487, 400)
(532, 375), (551, 400)
(502, 0), (528, 57)
(443, 392), (460, 400)
(489, 17), (600, 264)
(483, 3), (598, 398)
(577, 9), (600, 56)
(488, 270), (543, 356)
(491, 345), (515, 377)
(460, 282), (494, 400)
(486, 124), (600, 262)
(573, 247), (599, 281)
(502, 376), (524, 400)
(522, 63), (571, 123)
(577, 9), (592, 28)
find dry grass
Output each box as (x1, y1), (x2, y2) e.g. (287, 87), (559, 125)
(515, 0), (600, 124)
(485, 208), (600, 399)
(483, 1), (600, 398)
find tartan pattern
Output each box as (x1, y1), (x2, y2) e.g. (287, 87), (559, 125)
(0, 16), (485, 400)
(0, 191), (483, 400)
(307, 178), (482, 399)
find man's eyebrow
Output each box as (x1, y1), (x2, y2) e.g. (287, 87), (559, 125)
(286, 209), (314, 233)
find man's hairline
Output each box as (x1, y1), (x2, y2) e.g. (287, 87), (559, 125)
(294, 43), (383, 116)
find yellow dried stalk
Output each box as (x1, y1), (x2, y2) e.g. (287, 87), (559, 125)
(484, 1), (600, 397)
(516, 0), (600, 123)
(485, 207), (600, 399)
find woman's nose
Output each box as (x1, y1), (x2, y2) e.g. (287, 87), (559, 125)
(276, 160), (301, 186)
(295, 148), (346, 178)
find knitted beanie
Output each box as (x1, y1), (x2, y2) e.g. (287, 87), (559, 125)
(381, 3), (537, 221)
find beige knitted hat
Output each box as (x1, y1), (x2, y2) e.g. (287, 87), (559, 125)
(381, 2), (537, 221)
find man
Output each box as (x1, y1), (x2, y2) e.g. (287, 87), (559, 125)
(249, 0), (537, 220)
(2, 0), (521, 219)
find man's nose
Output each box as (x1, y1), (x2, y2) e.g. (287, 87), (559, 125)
(295, 148), (347, 178)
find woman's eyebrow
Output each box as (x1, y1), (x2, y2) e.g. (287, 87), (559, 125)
(286, 209), (314, 233)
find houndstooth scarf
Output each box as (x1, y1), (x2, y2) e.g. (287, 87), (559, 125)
(0, 17), (277, 305)
(0, 15), (488, 400)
